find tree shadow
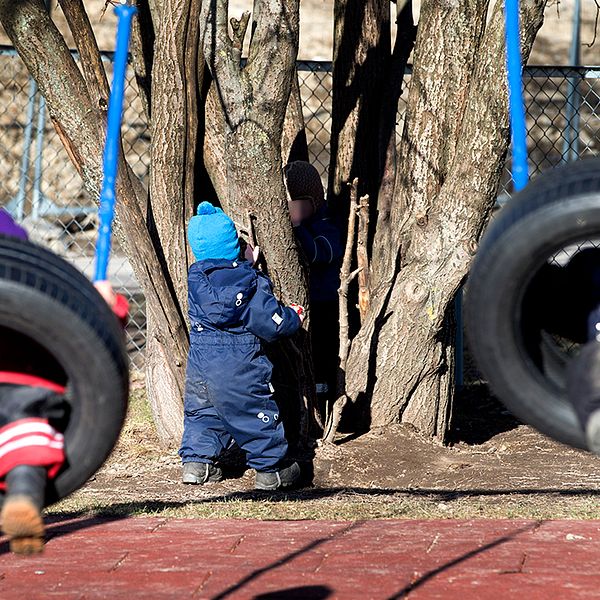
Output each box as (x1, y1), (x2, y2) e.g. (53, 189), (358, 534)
(253, 586), (331, 600)
(448, 381), (521, 445)
(51, 485), (599, 517)
(386, 522), (537, 599)
(448, 332), (521, 445)
(210, 523), (358, 600)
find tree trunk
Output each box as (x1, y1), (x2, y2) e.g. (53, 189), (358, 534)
(145, 0), (207, 443)
(346, 0), (547, 440)
(282, 72), (309, 164)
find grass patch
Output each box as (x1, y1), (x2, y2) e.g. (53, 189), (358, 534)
(49, 491), (600, 521)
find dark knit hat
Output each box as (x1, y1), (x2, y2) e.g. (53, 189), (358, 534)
(284, 161), (325, 211)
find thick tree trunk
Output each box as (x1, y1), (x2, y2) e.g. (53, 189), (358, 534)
(346, 0), (547, 439)
(145, 0), (206, 443)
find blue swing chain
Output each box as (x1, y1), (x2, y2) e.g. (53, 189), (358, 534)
(94, 2), (137, 282)
(504, 0), (529, 192)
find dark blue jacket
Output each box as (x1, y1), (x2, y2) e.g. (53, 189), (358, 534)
(188, 259), (301, 341)
(294, 207), (343, 303)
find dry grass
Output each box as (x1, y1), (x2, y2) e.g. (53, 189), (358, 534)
(50, 490), (600, 522)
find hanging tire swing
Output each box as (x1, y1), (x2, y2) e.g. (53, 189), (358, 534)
(466, 157), (600, 449)
(0, 236), (129, 503)
(466, 0), (600, 451)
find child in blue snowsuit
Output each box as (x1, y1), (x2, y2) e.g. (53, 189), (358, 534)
(179, 202), (305, 490)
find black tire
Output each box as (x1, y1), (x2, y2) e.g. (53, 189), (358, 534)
(466, 157), (600, 449)
(0, 236), (128, 504)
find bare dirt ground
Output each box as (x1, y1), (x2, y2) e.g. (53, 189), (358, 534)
(50, 368), (600, 522)
(1, 2), (598, 523)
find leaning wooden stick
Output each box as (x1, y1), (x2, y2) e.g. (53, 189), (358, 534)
(357, 193), (370, 324)
(323, 178), (368, 443)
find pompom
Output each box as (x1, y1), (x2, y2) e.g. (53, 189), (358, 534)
(196, 201), (217, 215)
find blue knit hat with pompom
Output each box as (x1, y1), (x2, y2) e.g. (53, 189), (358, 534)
(188, 202), (240, 262)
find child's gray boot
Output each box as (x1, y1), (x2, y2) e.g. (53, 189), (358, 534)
(255, 461), (301, 491)
(182, 462), (223, 485)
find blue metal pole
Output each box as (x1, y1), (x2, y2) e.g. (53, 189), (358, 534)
(505, 0), (529, 192)
(562, 0), (581, 163)
(94, 3), (137, 282)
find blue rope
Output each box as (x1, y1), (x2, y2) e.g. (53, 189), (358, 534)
(504, 0), (529, 192)
(94, 3), (137, 282)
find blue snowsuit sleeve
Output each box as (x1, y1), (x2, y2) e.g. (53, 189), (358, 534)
(242, 274), (301, 343)
(294, 215), (343, 266)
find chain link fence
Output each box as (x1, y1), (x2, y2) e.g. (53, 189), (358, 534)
(1, 47), (599, 369)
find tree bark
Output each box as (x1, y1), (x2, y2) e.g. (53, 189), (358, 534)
(345, 0), (547, 440)
(327, 0), (390, 225)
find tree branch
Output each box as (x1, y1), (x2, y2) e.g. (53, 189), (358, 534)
(357, 193), (370, 323)
(230, 11), (250, 63)
(58, 0), (110, 112)
(130, 0), (155, 122)
(245, 0), (299, 128)
(59, 0), (110, 112)
(323, 178), (359, 443)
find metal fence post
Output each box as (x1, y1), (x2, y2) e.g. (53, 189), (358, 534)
(12, 78), (37, 221)
(31, 94), (46, 220)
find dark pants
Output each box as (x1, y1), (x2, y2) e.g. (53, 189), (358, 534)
(0, 385), (66, 428)
(0, 327), (68, 427)
(310, 300), (339, 399)
(179, 332), (288, 472)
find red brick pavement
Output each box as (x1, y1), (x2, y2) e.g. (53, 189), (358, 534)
(0, 517), (598, 599)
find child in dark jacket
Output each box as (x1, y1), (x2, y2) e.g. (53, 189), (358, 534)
(179, 202), (305, 490)
(284, 161), (343, 403)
